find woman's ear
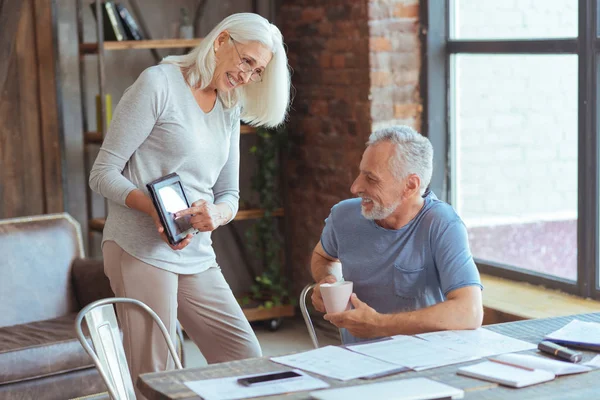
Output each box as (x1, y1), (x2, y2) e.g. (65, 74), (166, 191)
(214, 31), (230, 53)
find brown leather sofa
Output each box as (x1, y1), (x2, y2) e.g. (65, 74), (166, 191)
(0, 214), (114, 400)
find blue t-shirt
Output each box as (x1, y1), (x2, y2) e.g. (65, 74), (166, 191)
(320, 191), (482, 344)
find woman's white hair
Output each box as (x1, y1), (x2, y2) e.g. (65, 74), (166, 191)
(367, 126), (433, 195)
(162, 13), (291, 127)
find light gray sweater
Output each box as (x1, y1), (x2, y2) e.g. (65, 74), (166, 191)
(90, 63), (240, 273)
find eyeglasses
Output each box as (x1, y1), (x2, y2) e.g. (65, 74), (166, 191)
(231, 38), (263, 83)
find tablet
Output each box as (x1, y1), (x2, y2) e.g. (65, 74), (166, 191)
(146, 173), (196, 245)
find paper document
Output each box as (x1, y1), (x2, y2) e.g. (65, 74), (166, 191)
(584, 354), (600, 367)
(417, 328), (536, 358)
(270, 345), (400, 381)
(545, 319), (600, 349)
(184, 369), (328, 400)
(348, 335), (478, 370)
(493, 353), (592, 375)
(310, 377), (464, 400)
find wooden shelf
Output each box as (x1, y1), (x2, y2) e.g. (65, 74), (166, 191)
(242, 304), (294, 322)
(88, 208), (283, 232)
(84, 126), (254, 146)
(240, 125), (256, 134)
(80, 39), (202, 54)
(85, 127), (253, 139)
(89, 218), (106, 232)
(84, 131), (103, 144)
(235, 208), (284, 220)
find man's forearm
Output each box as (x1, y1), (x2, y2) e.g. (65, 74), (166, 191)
(311, 251), (340, 282)
(378, 297), (483, 336)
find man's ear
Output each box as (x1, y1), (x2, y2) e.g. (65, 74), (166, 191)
(214, 31), (230, 52)
(404, 174), (421, 197)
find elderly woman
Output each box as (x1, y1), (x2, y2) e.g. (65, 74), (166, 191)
(90, 12), (291, 397)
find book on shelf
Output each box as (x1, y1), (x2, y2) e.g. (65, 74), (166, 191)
(115, 3), (143, 40)
(90, 1), (127, 41)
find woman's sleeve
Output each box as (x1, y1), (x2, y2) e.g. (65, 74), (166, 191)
(89, 67), (168, 206)
(212, 109), (241, 223)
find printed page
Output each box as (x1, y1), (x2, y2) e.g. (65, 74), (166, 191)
(416, 328), (536, 358)
(310, 377), (464, 400)
(348, 335), (478, 370)
(270, 346), (401, 381)
(184, 369), (328, 400)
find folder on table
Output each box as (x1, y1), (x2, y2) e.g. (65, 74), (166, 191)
(310, 377), (464, 400)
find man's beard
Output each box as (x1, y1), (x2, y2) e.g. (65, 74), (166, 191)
(360, 199), (400, 220)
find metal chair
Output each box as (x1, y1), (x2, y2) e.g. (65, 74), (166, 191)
(74, 298), (183, 400)
(300, 283), (320, 349)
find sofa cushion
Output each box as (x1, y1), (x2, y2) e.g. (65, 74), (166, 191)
(71, 258), (114, 309)
(0, 367), (107, 400)
(0, 214), (83, 327)
(0, 314), (94, 385)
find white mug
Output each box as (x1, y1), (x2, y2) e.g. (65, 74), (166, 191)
(320, 281), (353, 313)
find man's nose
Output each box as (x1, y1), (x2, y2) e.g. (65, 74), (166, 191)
(350, 177), (361, 194)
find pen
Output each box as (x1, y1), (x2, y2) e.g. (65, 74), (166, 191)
(359, 366), (411, 380)
(538, 340), (583, 363)
(488, 358), (535, 371)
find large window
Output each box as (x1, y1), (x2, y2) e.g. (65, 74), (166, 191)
(424, 0), (599, 297)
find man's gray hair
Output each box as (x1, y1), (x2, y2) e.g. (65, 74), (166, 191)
(367, 125), (433, 195)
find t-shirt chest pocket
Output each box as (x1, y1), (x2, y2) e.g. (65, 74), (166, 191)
(393, 259), (426, 298)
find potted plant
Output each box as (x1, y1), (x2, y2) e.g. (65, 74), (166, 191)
(239, 126), (295, 331)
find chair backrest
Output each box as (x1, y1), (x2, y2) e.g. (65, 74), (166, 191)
(75, 298), (183, 400)
(300, 284), (320, 349)
(0, 213), (84, 327)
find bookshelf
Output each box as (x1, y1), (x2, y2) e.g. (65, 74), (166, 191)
(88, 208), (285, 232)
(84, 124), (257, 145)
(79, 38), (202, 54)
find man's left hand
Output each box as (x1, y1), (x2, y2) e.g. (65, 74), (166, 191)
(323, 293), (382, 338)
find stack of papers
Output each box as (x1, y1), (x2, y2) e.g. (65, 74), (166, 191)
(270, 346), (401, 381)
(545, 319), (600, 350)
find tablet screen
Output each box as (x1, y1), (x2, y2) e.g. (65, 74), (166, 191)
(157, 182), (193, 235)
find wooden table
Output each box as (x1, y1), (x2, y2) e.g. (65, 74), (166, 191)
(138, 313), (600, 400)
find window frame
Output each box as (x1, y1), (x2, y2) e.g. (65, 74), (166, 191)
(422, 0), (600, 299)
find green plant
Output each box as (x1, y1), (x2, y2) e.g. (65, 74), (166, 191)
(241, 125), (294, 309)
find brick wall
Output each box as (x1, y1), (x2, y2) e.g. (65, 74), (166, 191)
(278, 0), (422, 293)
(370, 0), (422, 130)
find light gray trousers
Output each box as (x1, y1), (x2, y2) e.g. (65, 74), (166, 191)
(102, 241), (262, 399)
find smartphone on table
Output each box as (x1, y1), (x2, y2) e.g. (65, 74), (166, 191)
(237, 371), (302, 386)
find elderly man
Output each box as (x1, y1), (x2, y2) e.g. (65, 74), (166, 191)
(310, 125), (483, 344)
